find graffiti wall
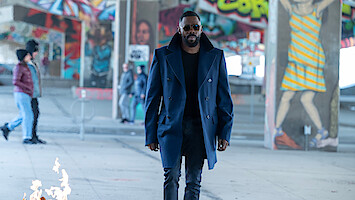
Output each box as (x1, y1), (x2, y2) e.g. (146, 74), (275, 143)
(341, 3), (355, 48)
(26, 0), (117, 81)
(159, 4), (263, 56)
(158, 4), (192, 48)
(267, 0), (341, 151)
(199, 10), (263, 55)
(28, 0), (115, 21)
(198, 0), (269, 28)
(129, 0), (159, 71)
(0, 21), (63, 45)
(0, 21), (64, 76)
(14, 5), (81, 79)
(83, 22), (113, 88)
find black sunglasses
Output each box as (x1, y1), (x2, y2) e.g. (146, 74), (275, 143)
(182, 24), (200, 31)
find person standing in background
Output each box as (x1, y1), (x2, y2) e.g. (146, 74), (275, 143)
(130, 65), (147, 124)
(26, 39), (46, 144)
(0, 49), (35, 144)
(119, 63), (134, 123)
(41, 51), (50, 76)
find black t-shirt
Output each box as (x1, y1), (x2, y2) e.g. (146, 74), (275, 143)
(181, 49), (200, 118)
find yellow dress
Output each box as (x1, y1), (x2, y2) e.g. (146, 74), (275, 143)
(281, 9), (326, 92)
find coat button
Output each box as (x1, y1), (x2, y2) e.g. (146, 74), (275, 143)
(206, 115), (210, 119)
(167, 77), (171, 81)
(168, 97), (173, 100)
(208, 78), (212, 83)
(205, 97), (209, 101)
(167, 115), (171, 119)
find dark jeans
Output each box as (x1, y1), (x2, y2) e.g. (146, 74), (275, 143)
(164, 117), (206, 200)
(130, 96), (145, 122)
(31, 98), (40, 139)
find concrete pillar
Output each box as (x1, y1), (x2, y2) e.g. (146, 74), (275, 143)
(265, 0), (341, 151)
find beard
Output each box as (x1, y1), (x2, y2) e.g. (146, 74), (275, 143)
(182, 34), (200, 47)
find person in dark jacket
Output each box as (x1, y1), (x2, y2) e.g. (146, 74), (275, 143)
(130, 65), (147, 124)
(26, 39), (46, 144)
(145, 11), (233, 199)
(119, 63), (134, 123)
(0, 49), (35, 144)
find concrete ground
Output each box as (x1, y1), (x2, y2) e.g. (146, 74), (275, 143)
(0, 133), (354, 200)
(0, 86), (355, 199)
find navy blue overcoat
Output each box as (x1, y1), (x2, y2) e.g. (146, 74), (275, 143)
(145, 33), (233, 170)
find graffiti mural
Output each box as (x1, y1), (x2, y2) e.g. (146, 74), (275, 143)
(274, 0), (338, 150)
(28, 0), (115, 21)
(199, 10), (263, 55)
(0, 21), (63, 45)
(84, 23), (113, 88)
(341, 3), (355, 48)
(198, 0), (269, 28)
(129, 1), (159, 71)
(159, 5), (263, 56)
(0, 21), (64, 76)
(159, 5), (192, 48)
(14, 5), (81, 79)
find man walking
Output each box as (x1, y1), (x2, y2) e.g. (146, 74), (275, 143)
(145, 11), (234, 199)
(119, 63), (134, 123)
(26, 39), (46, 144)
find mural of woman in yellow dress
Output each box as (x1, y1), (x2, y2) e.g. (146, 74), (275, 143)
(275, 0), (336, 149)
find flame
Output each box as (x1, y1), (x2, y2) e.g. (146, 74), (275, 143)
(52, 158), (60, 174)
(23, 158), (70, 200)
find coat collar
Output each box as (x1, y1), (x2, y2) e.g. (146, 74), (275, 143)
(166, 32), (217, 91)
(167, 32), (214, 53)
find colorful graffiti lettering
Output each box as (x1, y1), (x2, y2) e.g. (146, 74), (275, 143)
(342, 3), (355, 21)
(28, 0), (115, 21)
(202, 0), (268, 24)
(341, 4), (355, 47)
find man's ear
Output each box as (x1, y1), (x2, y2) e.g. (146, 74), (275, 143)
(177, 26), (181, 34)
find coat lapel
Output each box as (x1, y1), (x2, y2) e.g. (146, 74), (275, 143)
(198, 50), (216, 90)
(166, 50), (185, 90)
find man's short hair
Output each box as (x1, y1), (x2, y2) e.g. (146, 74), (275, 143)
(179, 11), (200, 22)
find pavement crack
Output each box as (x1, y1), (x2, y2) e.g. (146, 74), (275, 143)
(50, 97), (71, 117)
(200, 188), (223, 200)
(113, 138), (160, 162)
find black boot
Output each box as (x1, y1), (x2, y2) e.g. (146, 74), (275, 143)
(31, 136), (46, 144)
(0, 123), (10, 141)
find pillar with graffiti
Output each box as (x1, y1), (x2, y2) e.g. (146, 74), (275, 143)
(265, 0), (341, 151)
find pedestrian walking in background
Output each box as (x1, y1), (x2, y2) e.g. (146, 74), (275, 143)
(0, 49), (35, 144)
(119, 63), (134, 123)
(26, 39), (46, 144)
(130, 65), (147, 124)
(41, 51), (50, 76)
(145, 11), (234, 199)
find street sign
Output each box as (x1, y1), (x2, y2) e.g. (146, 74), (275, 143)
(128, 45), (149, 62)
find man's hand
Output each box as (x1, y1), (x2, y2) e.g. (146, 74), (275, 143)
(147, 143), (159, 151)
(217, 139), (229, 151)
